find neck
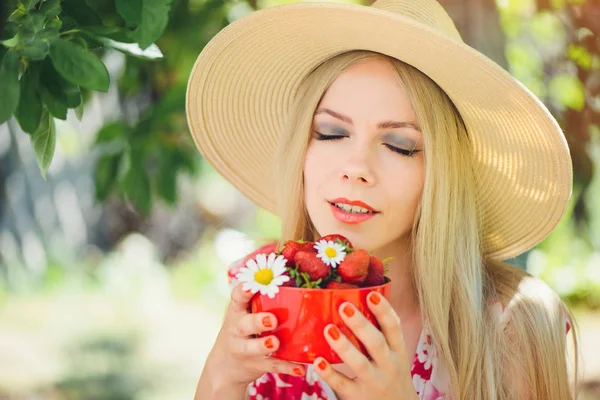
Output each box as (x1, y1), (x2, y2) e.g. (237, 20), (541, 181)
(371, 235), (419, 319)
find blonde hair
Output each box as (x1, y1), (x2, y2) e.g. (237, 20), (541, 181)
(272, 50), (580, 399)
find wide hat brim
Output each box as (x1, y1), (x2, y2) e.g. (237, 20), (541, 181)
(185, 1), (573, 261)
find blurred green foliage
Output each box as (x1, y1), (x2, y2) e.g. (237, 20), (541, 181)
(0, 0), (202, 214)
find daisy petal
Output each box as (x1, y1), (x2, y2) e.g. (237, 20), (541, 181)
(256, 253), (267, 268)
(246, 259), (259, 271)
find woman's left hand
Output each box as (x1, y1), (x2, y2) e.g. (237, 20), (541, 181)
(313, 291), (418, 400)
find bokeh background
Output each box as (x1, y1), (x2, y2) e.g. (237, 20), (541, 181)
(0, 0), (599, 399)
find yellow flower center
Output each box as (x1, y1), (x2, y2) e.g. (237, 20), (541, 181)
(325, 247), (337, 258)
(254, 268), (274, 285)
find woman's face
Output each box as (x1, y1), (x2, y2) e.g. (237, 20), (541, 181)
(304, 58), (425, 252)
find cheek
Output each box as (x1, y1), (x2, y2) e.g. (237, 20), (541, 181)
(386, 162), (425, 208)
(304, 143), (328, 185)
(303, 144), (321, 203)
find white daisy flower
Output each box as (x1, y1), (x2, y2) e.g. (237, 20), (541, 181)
(235, 252), (290, 299)
(314, 240), (346, 268)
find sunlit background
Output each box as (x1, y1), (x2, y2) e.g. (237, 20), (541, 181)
(0, 0), (599, 399)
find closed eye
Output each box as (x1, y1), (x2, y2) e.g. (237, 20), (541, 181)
(314, 131), (419, 158)
(313, 132), (346, 141)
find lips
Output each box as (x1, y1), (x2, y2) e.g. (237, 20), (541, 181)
(328, 198), (380, 213)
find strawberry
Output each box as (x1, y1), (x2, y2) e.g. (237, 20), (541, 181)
(326, 281), (359, 289)
(282, 240), (316, 266)
(337, 249), (370, 285)
(293, 251), (330, 281)
(363, 256), (386, 287)
(320, 234), (353, 250)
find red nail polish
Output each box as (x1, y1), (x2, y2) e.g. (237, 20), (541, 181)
(262, 316), (272, 328)
(317, 359), (327, 371)
(265, 337), (275, 349)
(342, 304), (355, 318)
(370, 292), (381, 305)
(293, 367), (304, 376)
(327, 325), (340, 340)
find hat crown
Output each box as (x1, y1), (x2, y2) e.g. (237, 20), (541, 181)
(371, 0), (463, 42)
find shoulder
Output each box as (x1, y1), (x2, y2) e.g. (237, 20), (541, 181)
(485, 259), (576, 398)
(485, 259), (572, 336)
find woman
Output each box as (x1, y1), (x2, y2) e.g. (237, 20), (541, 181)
(186, 1), (579, 399)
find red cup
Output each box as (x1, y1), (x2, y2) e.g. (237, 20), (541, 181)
(250, 277), (392, 364)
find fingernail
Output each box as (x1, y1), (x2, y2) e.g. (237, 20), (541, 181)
(369, 292), (381, 305)
(342, 303), (355, 318)
(265, 337), (275, 349)
(327, 325), (340, 341)
(293, 367), (304, 376)
(317, 358), (328, 371)
(262, 316), (272, 328)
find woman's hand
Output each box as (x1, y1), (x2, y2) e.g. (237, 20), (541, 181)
(313, 291), (418, 400)
(201, 282), (306, 391)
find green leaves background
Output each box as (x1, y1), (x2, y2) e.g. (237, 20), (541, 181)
(0, 0), (176, 212)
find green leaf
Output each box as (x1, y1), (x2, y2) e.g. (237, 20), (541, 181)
(74, 93), (84, 120)
(133, 0), (172, 49)
(61, 0), (102, 26)
(18, 39), (50, 60)
(39, 0), (62, 17)
(19, 11), (45, 38)
(549, 73), (585, 111)
(156, 153), (177, 204)
(21, 0), (37, 10)
(0, 51), (21, 124)
(94, 120), (128, 145)
(49, 39), (110, 91)
(15, 68), (43, 133)
(45, 18), (62, 30)
(2, 21), (19, 41)
(38, 59), (81, 118)
(117, 148), (131, 182)
(94, 152), (121, 201)
(116, 0), (142, 26)
(125, 160), (152, 215)
(1, 36), (19, 47)
(8, 6), (27, 23)
(97, 37), (163, 59)
(39, 58), (76, 93)
(36, 25), (60, 41)
(39, 85), (67, 119)
(30, 111), (56, 179)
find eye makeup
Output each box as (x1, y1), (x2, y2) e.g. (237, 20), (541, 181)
(312, 123), (422, 158)
(312, 130), (420, 157)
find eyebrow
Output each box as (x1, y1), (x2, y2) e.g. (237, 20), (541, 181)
(314, 108), (421, 132)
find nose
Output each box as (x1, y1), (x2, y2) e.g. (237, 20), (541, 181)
(340, 143), (376, 186)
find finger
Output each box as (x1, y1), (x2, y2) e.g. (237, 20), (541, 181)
(229, 281), (256, 314)
(233, 312), (278, 338)
(367, 292), (406, 357)
(264, 359), (307, 377)
(231, 334), (279, 358)
(313, 356), (356, 397)
(323, 323), (377, 381)
(339, 301), (392, 367)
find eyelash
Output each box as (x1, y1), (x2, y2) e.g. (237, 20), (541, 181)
(313, 132), (417, 158)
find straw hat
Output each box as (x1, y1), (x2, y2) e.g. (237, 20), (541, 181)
(185, 0), (573, 261)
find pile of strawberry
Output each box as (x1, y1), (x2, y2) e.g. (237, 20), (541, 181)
(279, 234), (390, 289)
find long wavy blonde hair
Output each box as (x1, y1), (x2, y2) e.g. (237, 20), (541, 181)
(268, 50), (579, 399)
